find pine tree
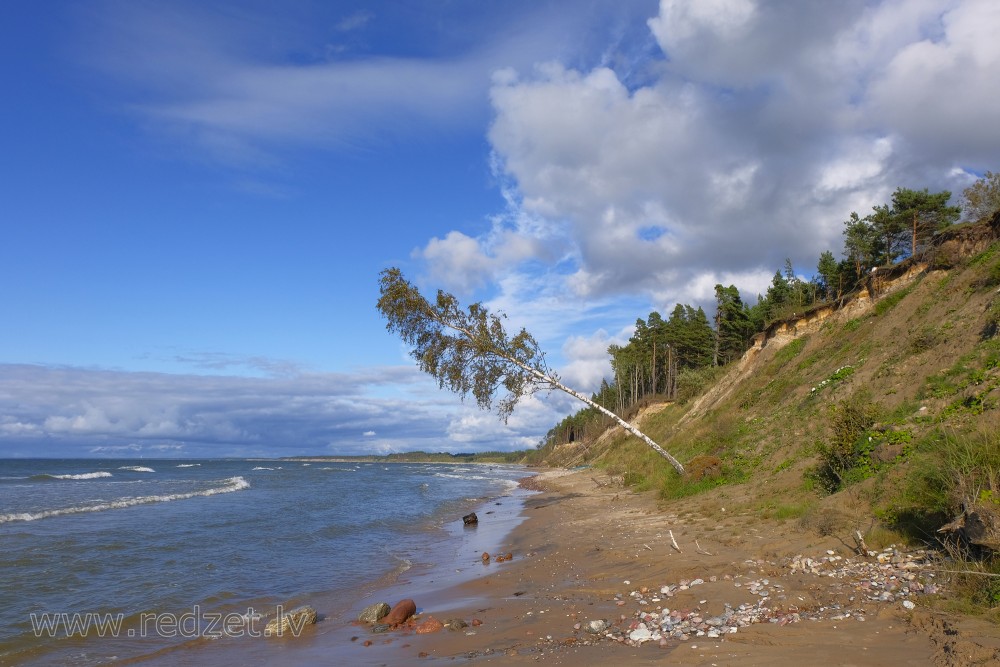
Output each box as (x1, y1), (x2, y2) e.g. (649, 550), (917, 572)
(890, 187), (960, 258)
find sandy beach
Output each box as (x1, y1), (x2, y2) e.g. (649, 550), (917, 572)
(342, 467), (1000, 666)
(140, 465), (1000, 666)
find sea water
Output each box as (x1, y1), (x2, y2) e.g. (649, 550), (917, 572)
(0, 459), (530, 665)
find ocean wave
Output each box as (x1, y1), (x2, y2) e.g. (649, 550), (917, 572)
(0, 476), (250, 524)
(119, 466), (156, 472)
(176, 463), (201, 468)
(433, 472), (491, 482)
(251, 466), (274, 471)
(32, 471), (114, 481)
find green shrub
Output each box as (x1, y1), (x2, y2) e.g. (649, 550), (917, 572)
(808, 391), (881, 493)
(675, 366), (724, 403)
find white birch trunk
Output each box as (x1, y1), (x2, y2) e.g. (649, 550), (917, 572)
(516, 363), (686, 476)
(441, 314), (687, 476)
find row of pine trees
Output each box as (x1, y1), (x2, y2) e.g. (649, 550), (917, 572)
(543, 177), (999, 448)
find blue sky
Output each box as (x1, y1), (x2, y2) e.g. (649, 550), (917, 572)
(2, 0), (998, 458)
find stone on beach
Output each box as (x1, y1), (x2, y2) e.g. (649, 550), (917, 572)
(444, 618), (469, 631)
(383, 599), (417, 626)
(463, 512), (479, 525)
(263, 605), (317, 637)
(595, 546), (946, 648)
(416, 616), (445, 633)
(357, 602), (391, 624)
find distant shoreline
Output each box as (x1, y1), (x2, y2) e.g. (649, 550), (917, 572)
(278, 454), (529, 465)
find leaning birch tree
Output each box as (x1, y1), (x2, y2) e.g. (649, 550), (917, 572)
(376, 268), (686, 475)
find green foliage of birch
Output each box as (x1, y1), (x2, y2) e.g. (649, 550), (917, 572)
(377, 268), (550, 421)
(377, 267), (687, 474)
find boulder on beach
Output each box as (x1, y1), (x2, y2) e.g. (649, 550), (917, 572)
(463, 512), (478, 525)
(383, 599), (417, 626)
(415, 616), (444, 634)
(263, 605), (317, 638)
(358, 602), (391, 624)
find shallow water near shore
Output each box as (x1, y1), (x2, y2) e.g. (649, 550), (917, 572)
(0, 459), (532, 665)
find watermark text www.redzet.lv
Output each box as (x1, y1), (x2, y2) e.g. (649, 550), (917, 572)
(29, 605), (308, 639)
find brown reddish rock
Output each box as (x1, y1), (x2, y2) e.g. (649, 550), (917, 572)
(481, 552), (490, 563)
(383, 599), (417, 626)
(415, 616), (444, 634)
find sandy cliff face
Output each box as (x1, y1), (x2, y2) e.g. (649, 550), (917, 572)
(683, 214), (1000, 424)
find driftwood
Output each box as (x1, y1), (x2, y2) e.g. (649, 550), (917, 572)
(854, 530), (871, 556)
(938, 500), (1000, 553)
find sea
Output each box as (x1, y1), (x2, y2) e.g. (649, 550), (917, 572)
(0, 459), (534, 666)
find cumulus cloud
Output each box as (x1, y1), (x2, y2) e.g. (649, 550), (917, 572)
(418, 0), (994, 333)
(866, 0), (1000, 166)
(559, 330), (623, 393)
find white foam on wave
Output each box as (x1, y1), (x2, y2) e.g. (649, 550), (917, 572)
(119, 466), (155, 472)
(0, 476), (250, 524)
(251, 466), (274, 471)
(433, 472), (491, 482)
(50, 471), (114, 480)
(176, 463), (201, 468)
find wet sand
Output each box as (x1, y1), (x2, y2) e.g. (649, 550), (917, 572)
(136, 468), (1000, 666)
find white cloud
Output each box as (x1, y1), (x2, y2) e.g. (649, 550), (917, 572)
(867, 0), (1000, 166)
(559, 330), (622, 393)
(448, 0), (995, 311)
(816, 137), (894, 194)
(648, 0), (757, 45)
(0, 363), (547, 457)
